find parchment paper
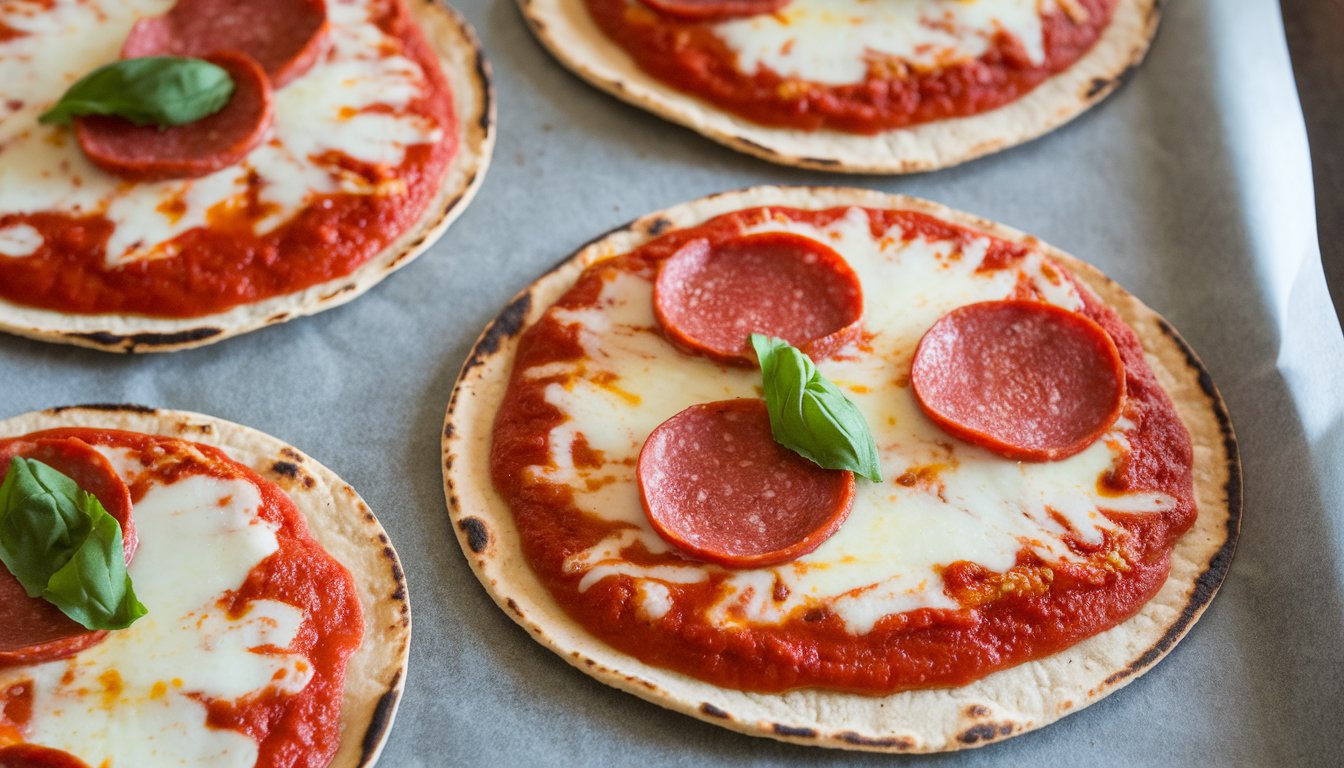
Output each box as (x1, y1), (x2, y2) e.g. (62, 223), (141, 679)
(3, 0), (1341, 765)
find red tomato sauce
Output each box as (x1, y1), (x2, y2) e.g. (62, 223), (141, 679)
(0, 429), (363, 768)
(490, 206), (1197, 693)
(584, 0), (1116, 133)
(0, 0), (457, 318)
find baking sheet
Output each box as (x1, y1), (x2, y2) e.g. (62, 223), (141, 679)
(3, 0), (1341, 764)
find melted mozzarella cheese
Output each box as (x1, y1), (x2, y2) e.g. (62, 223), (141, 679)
(0, 450), (312, 766)
(525, 208), (1175, 635)
(0, 0), (441, 265)
(714, 0), (1052, 85)
(0, 223), (42, 256)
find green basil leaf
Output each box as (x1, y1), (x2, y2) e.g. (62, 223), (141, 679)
(39, 56), (235, 127)
(752, 334), (883, 483)
(44, 495), (147, 630)
(0, 457), (91, 597)
(0, 458), (147, 630)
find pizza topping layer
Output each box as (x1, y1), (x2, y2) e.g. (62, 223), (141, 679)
(638, 0), (790, 21)
(714, 0), (1050, 84)
(912, 300), (1126, 461)
(491, 205), (1196, 691)
(0, 0), (456, 316)
(123, 0), (330, 87)
(0, 439), (138, 668)
(638, 399), (855, 568)
(653, 232), (863, 366)
(0, 429), (363, 768)
(584, 0), (1115, 132)
(75, 52), (275, 182)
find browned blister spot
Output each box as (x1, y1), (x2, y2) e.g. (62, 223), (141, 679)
(837, 732), (917, 750)
(358, 671), (403, 765)
(700, 703), (730, 719)
(645, 216), (673, 236)
(459, 517), (490, 554)
(271, 460), (300, 479)
(956, 721), (1015, 745)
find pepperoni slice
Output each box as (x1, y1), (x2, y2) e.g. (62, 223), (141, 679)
(654, 233), (864, 366)
(910, 300), (1126, 462)
(639, 0), (790, 21)
(638, 399), (855, 568)
(0, 438), (136, 669)
(0, 745), (92, 768)
(74, 51), (274, 183)
(122, 0), (329, 87)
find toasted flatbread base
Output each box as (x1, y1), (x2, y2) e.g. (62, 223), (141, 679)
(442, 186), (1240, 752)
(0, 405), (411, 767)
(518, 0), (1160, 173)
(0, 0), (495, 353)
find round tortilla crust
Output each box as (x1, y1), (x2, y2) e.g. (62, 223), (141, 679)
(442, 186), (1241, 753)
(518, 0), (1160, 174)
(0, 0), (495, 354)
(0, 405), (411, 767)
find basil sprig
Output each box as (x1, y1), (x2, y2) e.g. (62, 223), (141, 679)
(40, 56), (235, 127)
(0, 458), (147, 631)
(752, 334), (882, 482)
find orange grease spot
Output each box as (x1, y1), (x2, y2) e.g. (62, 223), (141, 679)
(97, 668), (123, 706)
(156, 195), (188, 225)
(590, 370), (642, 405)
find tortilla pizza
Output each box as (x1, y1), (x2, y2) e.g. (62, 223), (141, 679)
(0, 0), (494, 352)
(0, 405), (410, 767)
(442, 186), (1240, 751)
(518, 0), (1160, 173)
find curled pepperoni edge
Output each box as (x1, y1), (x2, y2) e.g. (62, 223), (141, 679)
(0, 438), (136, 669)
(637, 399), (856, 569)
(910, 299), (1127, 462)
(121, 0), (330, 88)
(74, 50), (275, 183)
(639, 0), (791, 21)
(0, 744), (92, 768)
(653, 233), (865, 367)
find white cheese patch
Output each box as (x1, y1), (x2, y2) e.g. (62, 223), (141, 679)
(525, 208), (1176, 635)
(0, 223), (42, 256)
(0, 458), (313, 766)
(637, 582), (674, 621)
(0, 0), (441, 265)
(714, 0), (1052, 85)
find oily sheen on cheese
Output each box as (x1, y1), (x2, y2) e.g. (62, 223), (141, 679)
(0, 447), (311, 766)
(712, 0), (1052, 85)
(526, 208), (1175, 635)
(0, 0), (440, 265)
